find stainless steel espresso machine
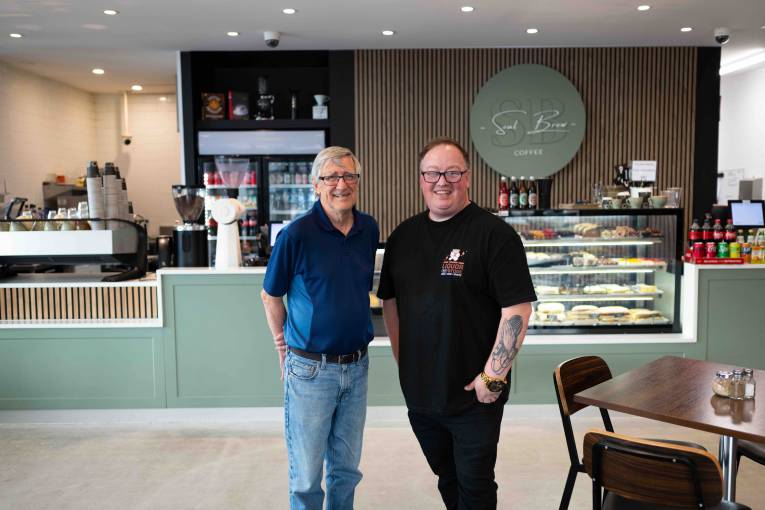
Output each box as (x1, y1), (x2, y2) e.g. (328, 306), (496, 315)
(171, 185), (207, 267)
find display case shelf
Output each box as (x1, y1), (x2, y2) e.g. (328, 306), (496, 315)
(522, 238), (662, 247)
(270, 184), (314, 189)
(197, 119), (330, 131)
(205, 185), (257, 190)
(529, 264), (666, 275)
(271, 209), (309, 215)
(535, 292), (663, 302)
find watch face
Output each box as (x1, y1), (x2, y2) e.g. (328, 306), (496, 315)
(487, 380), (506, 393)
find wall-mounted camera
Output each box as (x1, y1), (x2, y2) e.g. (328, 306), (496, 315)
(714, 27), (731, 45)
(264, 31), (280, 48)
(122, 136), (132, 146)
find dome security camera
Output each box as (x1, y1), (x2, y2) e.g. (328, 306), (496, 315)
(122, 136), (132, 146)
(264, 31), (281, 48)
(714, 27), (731, 45)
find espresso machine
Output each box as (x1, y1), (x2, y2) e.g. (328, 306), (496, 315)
(171, 185), (207, 267)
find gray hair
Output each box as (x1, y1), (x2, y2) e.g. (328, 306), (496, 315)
(310, 146), (362, 183)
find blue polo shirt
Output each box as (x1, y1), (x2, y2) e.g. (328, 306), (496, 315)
(263, 200), (379, 355)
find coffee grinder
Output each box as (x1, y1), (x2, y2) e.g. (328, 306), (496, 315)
(171, 185), (208, 267)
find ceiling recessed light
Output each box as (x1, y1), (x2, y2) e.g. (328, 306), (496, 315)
(159, 96), (168, 102)
(92, 68), (105, 75)
(103, 9), (119, 16)
(227, 31), (240, 37)
(526, 28), (539, 34)
(382, 30), (396, 36)
(9, 33), (23, 38)
(637, 5), (651, 11)
(282, 8), (297, 14)
(460, 6), (474, 13)
(681, 27), (693, 33)
(131, 85), (143, 92)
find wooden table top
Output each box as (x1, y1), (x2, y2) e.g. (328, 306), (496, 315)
(574, 356), (765, 443)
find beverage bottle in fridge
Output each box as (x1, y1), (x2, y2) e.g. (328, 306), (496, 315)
(498, 177), (509, 211)
(528, 176), (538, 209)
(519, 177), (528, 209)
(702, 214), (713, 241)
(208, 218), (217, 237)
(712, 219), (724, 241)
(509, 177), (519, 209)
(688, 218), (701, 246)
(724, 219), (736, 242)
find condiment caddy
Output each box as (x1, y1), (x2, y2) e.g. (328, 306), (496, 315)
(713, 368), (756, 400)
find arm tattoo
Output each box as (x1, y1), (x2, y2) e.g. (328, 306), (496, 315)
(491, 314), (524, 373)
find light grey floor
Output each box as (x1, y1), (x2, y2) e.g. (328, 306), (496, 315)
(0, 406), (762, 509)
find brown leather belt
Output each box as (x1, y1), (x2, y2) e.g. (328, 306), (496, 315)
(289, 346), (368, 364)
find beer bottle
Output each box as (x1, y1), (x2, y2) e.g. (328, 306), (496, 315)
(498, 177), (509, 212)
(509, 177), (519, 209)
(528, 176), (538, 209)
(519, 176), (528, 209)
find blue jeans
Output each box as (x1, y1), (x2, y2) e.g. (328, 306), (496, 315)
(284, 349), (369, 510)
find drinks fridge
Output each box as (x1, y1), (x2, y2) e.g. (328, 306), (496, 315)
(201, 155), (317, 265)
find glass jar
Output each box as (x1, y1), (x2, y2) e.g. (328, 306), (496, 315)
(713, 370), (733, 397)
(730, 369), (746, 400)
(744, 368), (756, 400)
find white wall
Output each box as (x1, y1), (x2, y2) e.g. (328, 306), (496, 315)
(719, 64), (765, 199)
(0, 61), (95, 207)
(0, 59), (180, 237)
(94, 94), (180, 236)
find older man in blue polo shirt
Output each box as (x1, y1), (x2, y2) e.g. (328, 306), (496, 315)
(261, 146), (379, 510)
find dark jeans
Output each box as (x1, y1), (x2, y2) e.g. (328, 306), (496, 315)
(408, 402), (505, 510)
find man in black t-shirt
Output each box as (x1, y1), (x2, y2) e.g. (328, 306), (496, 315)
(377, 137), (536, 509)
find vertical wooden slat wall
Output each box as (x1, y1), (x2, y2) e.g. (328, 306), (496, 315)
(355, 48), (697, 239)
(0, 285), (159, 321)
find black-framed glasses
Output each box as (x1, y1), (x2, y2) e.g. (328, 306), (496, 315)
(420, 167), (468, 183)
(318, 173), (360, 185)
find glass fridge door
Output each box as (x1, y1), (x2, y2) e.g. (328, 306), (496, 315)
(266, 158), (314, 222)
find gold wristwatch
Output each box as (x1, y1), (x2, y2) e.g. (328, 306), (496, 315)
(480, 371), (507, 393)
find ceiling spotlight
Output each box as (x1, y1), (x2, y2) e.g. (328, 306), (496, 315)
(282, 8), (297, 14)
(103, 9), (119, 16)
(526, 28), (539, 34)
(131, 85), (143, 92)
(159, 96), (168, 102)
(382, 30), (396, 36)
(681, 27), (693, 32)
(9, 33), (23, 38)
(227, 31), (240, 37)
(637, 5), (651, 11)
(92, 68), (105, 75)
(461, 6), (474, 13)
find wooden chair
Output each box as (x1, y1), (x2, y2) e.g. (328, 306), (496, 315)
(553, 356), (705, 510)
(583, 429), (751, 510)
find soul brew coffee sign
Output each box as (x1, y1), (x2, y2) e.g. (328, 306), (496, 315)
(470, 64), (586, 178)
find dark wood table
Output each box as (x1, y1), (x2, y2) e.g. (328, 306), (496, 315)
(574, 355), (765, 502)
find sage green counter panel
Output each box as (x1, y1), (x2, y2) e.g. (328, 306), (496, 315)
(0, 328), (165, 409)
(698, 269), (765, 370)
(162, 274), (283, 407)
(367, 347), (404, 405)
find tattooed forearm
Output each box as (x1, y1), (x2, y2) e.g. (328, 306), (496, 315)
(490, 314), (524, 374)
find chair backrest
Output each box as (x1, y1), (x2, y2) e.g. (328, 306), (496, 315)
(554, 355), (613, 417)
(583, 430), (723, 509)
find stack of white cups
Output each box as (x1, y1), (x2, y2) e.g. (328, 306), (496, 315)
(102, 162), (121, 229)
(85, 161), (105, 230)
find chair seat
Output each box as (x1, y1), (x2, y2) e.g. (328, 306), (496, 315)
(603, 491), (752, 510)
(738, 440), (765, 465)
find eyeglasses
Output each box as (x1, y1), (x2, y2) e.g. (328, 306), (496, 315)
(318, 173), (360, 185)
(420, 167), (468, 183)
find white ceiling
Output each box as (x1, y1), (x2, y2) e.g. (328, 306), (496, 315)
(1, 0), (764, 94)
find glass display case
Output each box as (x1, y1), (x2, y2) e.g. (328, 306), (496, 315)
(369, 209), (683, 337)
(505, 208), (683, 334)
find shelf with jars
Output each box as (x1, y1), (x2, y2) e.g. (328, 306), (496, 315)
(504, 208), (683, 334)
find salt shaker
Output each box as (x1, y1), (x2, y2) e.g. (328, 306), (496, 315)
(731, 369), (746, 400)
(743, 368), (756, 400)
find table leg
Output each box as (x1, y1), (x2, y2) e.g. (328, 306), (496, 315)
(718, 435), (738, 501)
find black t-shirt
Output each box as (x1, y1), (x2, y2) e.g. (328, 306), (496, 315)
(377, 202), (537, 415)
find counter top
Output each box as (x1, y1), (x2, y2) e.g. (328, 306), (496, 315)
(0, 273), (157, 288)
(156, 267), (267, 276)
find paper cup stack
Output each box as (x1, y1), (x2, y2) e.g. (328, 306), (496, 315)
(103, 163), (121, 229)
(85, 161), (106, 230)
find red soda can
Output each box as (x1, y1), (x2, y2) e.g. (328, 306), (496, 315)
(706, 242), (717, 258)
(692, 242), (704, 259)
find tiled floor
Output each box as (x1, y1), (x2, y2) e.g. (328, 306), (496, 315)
(0, 406), (762, 509)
